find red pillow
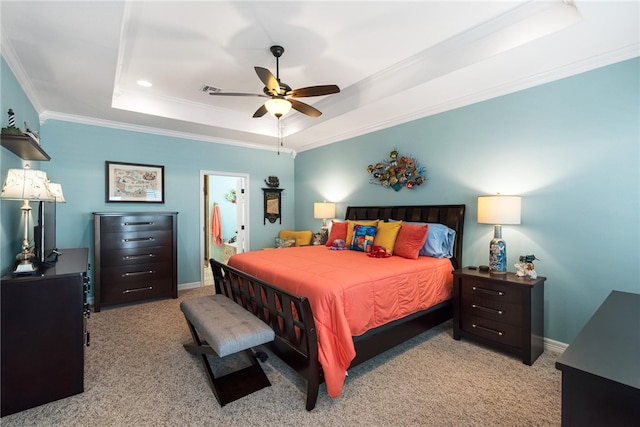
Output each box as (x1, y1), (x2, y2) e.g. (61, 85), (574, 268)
(325, 220), (348, 246)
(393, 223), (429, 259)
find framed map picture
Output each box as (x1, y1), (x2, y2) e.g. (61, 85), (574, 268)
(106, 161), (165, 203)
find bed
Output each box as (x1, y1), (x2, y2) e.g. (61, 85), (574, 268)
(210, 204), (465, 410)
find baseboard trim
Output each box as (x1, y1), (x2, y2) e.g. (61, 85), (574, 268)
(178, 281), (204, 291)
(544, 337), (568, 354)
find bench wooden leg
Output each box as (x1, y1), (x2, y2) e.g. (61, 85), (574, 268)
(183, 319), (271, 406)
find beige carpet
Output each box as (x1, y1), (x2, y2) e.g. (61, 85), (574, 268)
(2, 286), (562, 426)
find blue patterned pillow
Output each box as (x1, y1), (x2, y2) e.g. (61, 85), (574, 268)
(350, 225), (377, 253)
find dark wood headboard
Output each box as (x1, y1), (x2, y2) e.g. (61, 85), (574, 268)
(345, 204), (466, 270)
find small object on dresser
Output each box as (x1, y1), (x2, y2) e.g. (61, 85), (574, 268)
(515, 254), (539, 279)
(478, 265), (489, 272)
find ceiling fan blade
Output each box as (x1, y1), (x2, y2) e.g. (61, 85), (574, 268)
(290, 99), (322, 117)
(254, 67), (280, 95)
(252, 104), (268, 118)
(287, 85), (340, 98)
(209, 92), (268, 98)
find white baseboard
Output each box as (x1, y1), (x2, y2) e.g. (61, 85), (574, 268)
(544, 337), (568, 354)
(178, 281), (206, 291)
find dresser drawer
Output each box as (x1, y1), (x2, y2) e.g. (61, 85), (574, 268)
(98, 214), (173, 232)
(460, 297), (522, 327)
(100, 277), (173, 305)
(101, 262), (172, 285)
(461, 314), (522, 348)
(99, 246), (172, 267)
(99, 229), (173, 250)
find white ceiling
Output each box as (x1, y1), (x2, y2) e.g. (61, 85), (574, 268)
(1, 1), (638, 155)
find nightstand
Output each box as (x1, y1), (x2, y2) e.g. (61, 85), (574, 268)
(453, 267), (546, 365)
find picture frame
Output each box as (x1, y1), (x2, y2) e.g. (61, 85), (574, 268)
(106, 161), (165, 203)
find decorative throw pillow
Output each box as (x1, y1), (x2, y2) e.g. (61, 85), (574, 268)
(373, 220), (402, 255)
(421, 223), (456, 258)
(390, 220), (456, 258)
(345, 220), (379, 248)
(325, 220), (348, 246)
(275, 238), (296, 248)
(393, 223), (429, 259)
(350, 225), (377, 253)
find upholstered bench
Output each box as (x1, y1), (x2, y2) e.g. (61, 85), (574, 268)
(180, 294), (275, 406)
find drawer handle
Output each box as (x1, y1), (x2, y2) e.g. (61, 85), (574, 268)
(472, 286), (504, 296)
(123, 286), (153, 294)
(123, 254), (156, 260)
(123, 221), (155, 226)
(472, 323), (504, 336)
(123, 237), (155, 242)
(122, 270), (155, 277)
(471, 304), (503, 315)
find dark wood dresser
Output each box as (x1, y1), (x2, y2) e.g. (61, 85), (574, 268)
(453, 267), (546, 365)
(1, 248), (89, 417)
(93, 212), (178, 311)
(555, 291), (640, 427)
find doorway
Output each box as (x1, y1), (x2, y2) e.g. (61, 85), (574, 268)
(200, 170), (250, 287)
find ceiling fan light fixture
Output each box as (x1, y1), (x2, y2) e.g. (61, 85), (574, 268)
(265, 98), (292, 118)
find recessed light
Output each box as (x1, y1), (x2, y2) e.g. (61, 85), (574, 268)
(137, 79), (152, 88)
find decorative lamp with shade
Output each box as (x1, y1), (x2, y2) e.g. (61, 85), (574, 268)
(1, 168), (55, 275)
(477, 195), (521, 274)
(313, 201), (336, 245)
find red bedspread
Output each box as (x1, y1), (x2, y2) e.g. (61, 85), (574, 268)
(227, 246), (453, 398)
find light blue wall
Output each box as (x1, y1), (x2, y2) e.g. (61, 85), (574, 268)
(295, 58), (640, 344)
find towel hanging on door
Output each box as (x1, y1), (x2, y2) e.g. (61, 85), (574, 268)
(211, 203), (223, 247)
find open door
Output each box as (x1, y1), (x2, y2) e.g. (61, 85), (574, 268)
(200, 170), (250, 287)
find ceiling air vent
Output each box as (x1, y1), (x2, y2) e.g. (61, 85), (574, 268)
(201, 84), (221, 94)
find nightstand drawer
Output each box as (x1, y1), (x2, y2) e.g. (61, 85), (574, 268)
(461, 278), (523, 304)
(461, 314), (522, 348)
(461, 298), (522, 326)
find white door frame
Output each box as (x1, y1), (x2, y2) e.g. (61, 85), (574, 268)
(199, 170), (250, 287)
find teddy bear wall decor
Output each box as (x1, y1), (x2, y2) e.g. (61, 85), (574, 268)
(367, 149), (427, 191)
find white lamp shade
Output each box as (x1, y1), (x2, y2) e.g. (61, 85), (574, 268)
(477, 195), (521, 225)
(1, 168), (54, 201)
(314, 202), (336, 219)
(47, 182), (66, 203)
(265, 98), (292, 118)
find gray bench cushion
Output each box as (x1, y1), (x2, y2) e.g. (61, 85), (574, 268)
(180, 294), (274, 357)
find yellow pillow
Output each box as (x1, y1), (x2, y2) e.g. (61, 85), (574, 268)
(278, 230), (313, 246)
(373, 221), (402, 255)
(345, 220), (379, 248)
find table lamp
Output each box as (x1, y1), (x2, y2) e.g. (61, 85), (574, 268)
(1, 168), (55, 275)
(477, 195), (521, 274)
(313, 201), (336, 245)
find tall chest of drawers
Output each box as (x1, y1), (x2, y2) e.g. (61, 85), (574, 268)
(453, 268), (546, 365)
(93, 212), (178, 312)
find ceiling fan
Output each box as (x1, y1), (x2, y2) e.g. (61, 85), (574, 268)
(209, 45), (340, 119)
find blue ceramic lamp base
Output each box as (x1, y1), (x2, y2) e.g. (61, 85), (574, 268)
(489, 225), (507, 274)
